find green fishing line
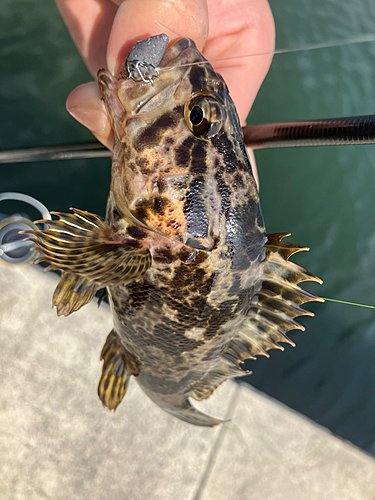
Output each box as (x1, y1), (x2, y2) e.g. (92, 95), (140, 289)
(321, 297), (375, 309)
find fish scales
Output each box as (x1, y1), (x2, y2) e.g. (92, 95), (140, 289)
(27, 36), (322, 427)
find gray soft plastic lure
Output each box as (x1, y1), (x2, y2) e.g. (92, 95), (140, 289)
(125, 33), (169, 84)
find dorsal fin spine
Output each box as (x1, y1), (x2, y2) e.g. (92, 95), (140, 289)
(210, 233), (323, 388)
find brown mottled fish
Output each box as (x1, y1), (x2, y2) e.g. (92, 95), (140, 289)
(26, 35), (322, 427)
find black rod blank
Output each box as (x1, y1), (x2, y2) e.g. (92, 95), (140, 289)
(243, 115), (375, 149)
(0, 142), (110, 164)
(1, 115), (375, 164)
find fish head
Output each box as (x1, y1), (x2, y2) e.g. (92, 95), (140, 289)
(99, 37), (262, 252)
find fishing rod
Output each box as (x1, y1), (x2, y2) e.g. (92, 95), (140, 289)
(1, 114), (375, 163)
(1, 113), (375, 264)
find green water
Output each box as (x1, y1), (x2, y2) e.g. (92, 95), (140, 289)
(1, 0), (375, 453)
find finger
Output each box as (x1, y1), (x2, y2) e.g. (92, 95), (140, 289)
(106, 0), (209, 74)
(66, 82), (114, 148)
(55, 0), (118, 76)
(205, 0), (275, 124)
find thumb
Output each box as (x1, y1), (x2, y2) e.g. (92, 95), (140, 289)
(107, 0), (209, 74)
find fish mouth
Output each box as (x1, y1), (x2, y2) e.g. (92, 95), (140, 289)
(158, 38), (207, 71)
(117, 38), (207, 116)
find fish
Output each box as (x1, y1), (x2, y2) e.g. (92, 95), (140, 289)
(25, 34), (323, 427)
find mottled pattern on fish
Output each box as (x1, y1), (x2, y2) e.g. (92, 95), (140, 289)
(26, 37), (322, 426)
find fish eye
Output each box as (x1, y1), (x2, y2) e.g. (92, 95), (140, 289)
(190, 106), (204, 126)
(185, 96), (226, 139)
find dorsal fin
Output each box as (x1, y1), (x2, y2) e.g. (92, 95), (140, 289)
(262, 233), (322, 285)
(187, 233), (324, 401)
(226, 232), (323, 363)
(189, 234), (322, 402)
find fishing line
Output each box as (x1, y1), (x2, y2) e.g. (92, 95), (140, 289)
(160, 32), (375, 72)
(320, 297), (375, 310)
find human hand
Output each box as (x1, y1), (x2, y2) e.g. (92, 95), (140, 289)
(56, 0), (275, 183)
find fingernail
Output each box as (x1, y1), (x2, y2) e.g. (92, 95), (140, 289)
(107, 54), (117, 76)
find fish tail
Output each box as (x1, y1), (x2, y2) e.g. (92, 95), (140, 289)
(163, 399), (227, 427)
(140, 386), (226, 427)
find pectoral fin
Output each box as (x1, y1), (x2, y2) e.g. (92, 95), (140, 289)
(24, 208), (152, 286)
(98, 331), (141, 411)
(53, 272), (99, 317)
